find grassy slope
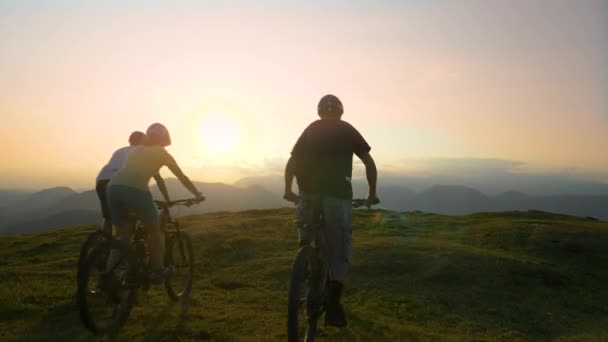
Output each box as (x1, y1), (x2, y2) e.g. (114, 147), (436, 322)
(1, 209), (607, 341)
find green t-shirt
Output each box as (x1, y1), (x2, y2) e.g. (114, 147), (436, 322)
(109, 146), (177, 191)
(291, 119), (371, 199)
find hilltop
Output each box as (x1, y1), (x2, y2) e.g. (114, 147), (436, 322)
(0, 209), (607, 340)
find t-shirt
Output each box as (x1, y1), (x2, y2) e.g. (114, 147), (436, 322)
(96, 146), (132, 182)
(291, 119), (371, 199)
(109, 146), (177, 191)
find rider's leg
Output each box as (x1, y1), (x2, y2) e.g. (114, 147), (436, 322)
(320, 196), (352, 327)
(127, 187), (169, 281)
(143, 217), (164, 271)
(104, 185), (132, 273)
(296, 193), (319, 247)
(101, 218), (113, 236)
(320, 196), (352, 282)
(96, 179), (113, 236)
(105, 218), (134, 271)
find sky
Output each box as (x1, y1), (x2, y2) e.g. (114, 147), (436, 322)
(0, 0), (607, 191)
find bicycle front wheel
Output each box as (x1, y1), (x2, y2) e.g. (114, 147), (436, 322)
(288, 245), (323, 342)
(165, 232), (194, 301)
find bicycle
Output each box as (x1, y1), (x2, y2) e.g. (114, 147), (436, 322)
(287, 198), (374, 342)
(77, 197), (203, 334)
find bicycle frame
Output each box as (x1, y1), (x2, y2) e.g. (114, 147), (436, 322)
(104, 198), (200, 280)
(288, 198), (374, 341)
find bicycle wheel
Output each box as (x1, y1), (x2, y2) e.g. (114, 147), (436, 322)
(77, 239), (137, 334)
(77, 230), (106, 275)
(165, 232), (194, 301)
(288, 245), (324, 342)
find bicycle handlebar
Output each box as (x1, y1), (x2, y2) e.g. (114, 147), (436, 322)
(285, 196), (378, 209)
(154, 197), (205, 209)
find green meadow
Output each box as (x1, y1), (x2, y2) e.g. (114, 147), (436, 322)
(1, 209), (607, 341)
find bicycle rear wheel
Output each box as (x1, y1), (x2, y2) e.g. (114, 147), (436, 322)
(77, 239), (137, 334)
(165, 232), (194, 301)
(288, 246), (324, 342)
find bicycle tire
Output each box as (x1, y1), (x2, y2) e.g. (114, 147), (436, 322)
(77, 238), (137, 334)
(165, 231), (194, 301)
(288, 245), (324, 342)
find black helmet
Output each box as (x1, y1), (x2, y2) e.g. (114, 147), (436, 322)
(317, 94), (343, 118)
(128, 131), (146, 146)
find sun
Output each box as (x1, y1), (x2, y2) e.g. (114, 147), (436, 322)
(199, 113), (241, 153)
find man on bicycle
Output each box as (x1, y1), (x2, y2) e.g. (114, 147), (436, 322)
(283, 94), (379, 327)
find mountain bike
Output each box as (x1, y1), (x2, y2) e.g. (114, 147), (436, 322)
(77, 197), (203, 334)
(287, 198), (373, 342)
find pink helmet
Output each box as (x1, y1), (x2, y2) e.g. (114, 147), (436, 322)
(146, 123), (171, 146)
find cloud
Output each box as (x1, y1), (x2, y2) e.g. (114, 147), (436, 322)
(187, 157), (608, 197)
(369, 158), (608, 196)
(180, 157), (288, 183)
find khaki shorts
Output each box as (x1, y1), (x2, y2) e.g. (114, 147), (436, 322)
(296, 193), (353, 281)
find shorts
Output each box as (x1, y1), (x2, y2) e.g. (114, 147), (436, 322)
(296, 193), (353, 280)
(95, 179), (111, 219)
(106, 185), (158, 225)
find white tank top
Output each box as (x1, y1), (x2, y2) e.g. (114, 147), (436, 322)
(96, 146), (132, 182)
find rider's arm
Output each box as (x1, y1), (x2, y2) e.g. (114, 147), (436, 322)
(153, 173), (171, 202)
(358, 152), (378, 202)
(163, 153), (201, 198)
(283, 156), (298, 202)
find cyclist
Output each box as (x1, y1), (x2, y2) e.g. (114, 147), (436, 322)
(283, 94), (379, 327)
(95, 131), (146, 236)
(106, 123), (203, 283)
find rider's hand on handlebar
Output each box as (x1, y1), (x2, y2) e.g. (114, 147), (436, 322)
(283, 191), (299, 204)
(365, 194), (380, 207)
(194, 192), (205, 203)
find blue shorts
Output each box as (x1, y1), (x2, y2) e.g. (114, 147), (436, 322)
(106, 185), (158, 225)
(296, 193), (353, 281)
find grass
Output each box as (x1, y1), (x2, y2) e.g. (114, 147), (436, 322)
(1, 209), (607, 341)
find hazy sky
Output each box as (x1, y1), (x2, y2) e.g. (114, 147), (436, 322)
(1, 0), (607, 189)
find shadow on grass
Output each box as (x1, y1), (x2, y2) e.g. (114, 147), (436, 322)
(141, 299), (211, 342)
(15, 300), (92, 342)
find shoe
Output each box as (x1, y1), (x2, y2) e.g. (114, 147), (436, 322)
(324, 281), (347, 327)
(148, 267), (172, 285)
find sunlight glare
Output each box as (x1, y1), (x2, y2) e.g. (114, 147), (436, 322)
(200, 113), (241, 153)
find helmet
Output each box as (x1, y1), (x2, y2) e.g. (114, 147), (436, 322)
(317, 94), (343, 118)
(128, 131), (146, 146)
(146, 123), (171, 146)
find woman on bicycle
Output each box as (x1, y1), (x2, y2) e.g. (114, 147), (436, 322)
(106, 122), (203, 283)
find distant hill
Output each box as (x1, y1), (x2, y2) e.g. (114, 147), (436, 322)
(0, 180), (284, 234)
(1, 209), (607, 340)
(1, 179), (607, 234)
(0, 209), (100, 234)
(236, 175), (608, 219)
(8, 187), (77, 213)
(0, 189), (33, 208)
(412, 185), (489, 214)
(150, 178), (284, 215)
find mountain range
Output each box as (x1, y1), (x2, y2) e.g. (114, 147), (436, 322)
(0, 177), (606, 234)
